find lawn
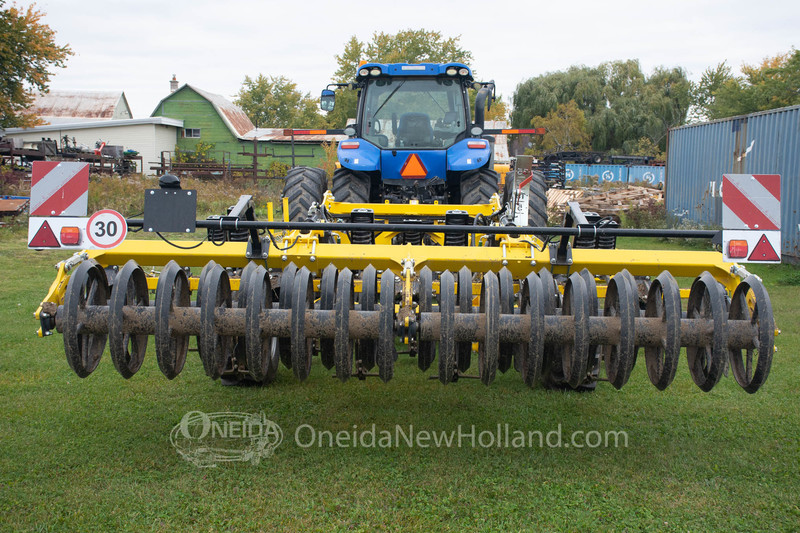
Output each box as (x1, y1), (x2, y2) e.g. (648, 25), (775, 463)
(0, 225), (798, 532)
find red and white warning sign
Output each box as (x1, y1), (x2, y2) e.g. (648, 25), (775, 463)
(28, 210), (127, 250)
(30, 161), (89, 217)
(722, 174), (781, 263)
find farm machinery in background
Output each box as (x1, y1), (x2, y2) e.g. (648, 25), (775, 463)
(29, 63), (778, 393)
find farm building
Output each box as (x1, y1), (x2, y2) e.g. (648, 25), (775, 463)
(666, 104), (800, 262)
(2, 117), (184, 174)
(30, 90), (132, 124)
(150, 82), (340, 171)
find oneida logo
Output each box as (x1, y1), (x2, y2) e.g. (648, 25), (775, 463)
(170, 411), (283, 468)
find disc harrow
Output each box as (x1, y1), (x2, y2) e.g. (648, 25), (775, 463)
(52, 258), (775, 393)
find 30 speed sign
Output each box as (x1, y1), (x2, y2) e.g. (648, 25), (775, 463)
(86, 209), (127, 249)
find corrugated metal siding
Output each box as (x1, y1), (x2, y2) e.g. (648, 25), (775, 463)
(666, 104), (800, 259)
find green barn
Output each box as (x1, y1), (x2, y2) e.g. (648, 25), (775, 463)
(150, 83), (339, 172)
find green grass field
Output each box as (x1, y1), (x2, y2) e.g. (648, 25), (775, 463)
(1, 227), (798, 532)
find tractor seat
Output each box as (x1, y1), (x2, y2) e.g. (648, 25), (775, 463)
(397, 113), (433, 147)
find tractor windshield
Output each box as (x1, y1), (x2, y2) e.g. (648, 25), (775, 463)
(361, 78), (466, 149)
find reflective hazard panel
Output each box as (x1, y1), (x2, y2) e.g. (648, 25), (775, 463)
(722, 174), (781, 263)
(400, 154), (428, 179)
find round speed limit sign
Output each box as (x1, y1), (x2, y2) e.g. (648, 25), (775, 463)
(86, 209), (127, 249)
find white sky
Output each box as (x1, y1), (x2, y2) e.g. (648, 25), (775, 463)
(31, 0), (800, 120)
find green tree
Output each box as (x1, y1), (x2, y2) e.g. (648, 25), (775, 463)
(697, 49), (800, 120)
(512, 60), (690, 152)
(0, 1), (72, 128)
(325, 29), (473, 127)
(529, 100), (592, 152)
(235, 74), (324, 128)
(689, 61), (735, 122)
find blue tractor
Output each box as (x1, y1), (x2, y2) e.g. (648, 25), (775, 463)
(281, 62), (548, 228)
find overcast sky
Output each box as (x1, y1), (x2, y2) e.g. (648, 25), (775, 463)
(31, 0), (799, 120)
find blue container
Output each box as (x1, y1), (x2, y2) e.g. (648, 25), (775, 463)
(565, 164), (588, 183)
(585, 164), (628, 183)
(628, 166), (664, 186)
(666, 104), (800, 261)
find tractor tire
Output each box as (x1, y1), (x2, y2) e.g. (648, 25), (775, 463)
(281, 166), (327, 222)
(527, 170), (548, 228)
(460, 167), (500, 205)
(331, 168), (371, 204)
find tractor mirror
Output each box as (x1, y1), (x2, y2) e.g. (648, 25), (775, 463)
(320, 90), (335, 112)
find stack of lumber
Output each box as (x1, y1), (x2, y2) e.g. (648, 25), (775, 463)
(575, 186), (663, 217)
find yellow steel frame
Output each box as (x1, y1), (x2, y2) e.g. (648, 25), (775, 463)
(34, 197), (748, 337)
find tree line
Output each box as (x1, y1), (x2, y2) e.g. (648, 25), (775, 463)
(2, 5), (798, 151)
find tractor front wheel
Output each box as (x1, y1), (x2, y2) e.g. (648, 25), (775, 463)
(281, 166), (327, 222)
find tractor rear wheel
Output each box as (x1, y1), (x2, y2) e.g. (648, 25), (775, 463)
(331, 168), (371, 204)
(281, 166), (327, 222)
(527, 170), (548, 227)
(460, 167), (499, 205)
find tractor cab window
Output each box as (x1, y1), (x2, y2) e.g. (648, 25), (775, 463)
(361, 78), (466, 149)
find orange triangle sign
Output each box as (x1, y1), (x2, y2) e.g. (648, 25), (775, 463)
(748, 234), (780, 261)
(400, 154), (427, 179)
(29, 220), (60, 248)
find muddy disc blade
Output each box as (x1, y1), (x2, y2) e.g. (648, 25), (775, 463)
(278, 263), (297, 369)
(109, 260), (149, 379)
(561, 272), (590, 389)
(728, 275), (774, 393)
(334, 268), (354, 382)
(319, 264), (338, 370)
(603, 272), (636, 390)
(417, 267), (435, 371)
(478, 271), (499, 385)
(438, 271), (456, 385)
(154, 260), (190, 379)
(686, 272), (728, 392)
(245, 266), (277, 383)
(377, 269), (396, 382)
(290, 267), (314, 381)
(644, 271), (681, 390)
(199, 264), (234, 380)
(63, 260), (109, 378)
(356, 265), (378, 370)
(456, 266), (473, 372)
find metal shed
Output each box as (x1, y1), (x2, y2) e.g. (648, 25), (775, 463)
(666, 104), (800, 261)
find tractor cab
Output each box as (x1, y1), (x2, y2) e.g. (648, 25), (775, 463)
(322, 63), (497, 204)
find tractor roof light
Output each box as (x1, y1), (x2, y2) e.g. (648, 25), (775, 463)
(446, 67), (457, 76)
(458, 68), (469, 76)
(359, 68), (370, 76)
(370, 68), (381, 76)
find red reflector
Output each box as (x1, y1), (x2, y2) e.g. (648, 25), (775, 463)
(467, 141), (487, 149)
(60, 226), (81, 245)
(728, 240), (748, 258)
(340, 141), (360, 149)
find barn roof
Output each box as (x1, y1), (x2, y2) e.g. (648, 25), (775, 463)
(151, 85), (255, 139)
(30, 90), (131, 123)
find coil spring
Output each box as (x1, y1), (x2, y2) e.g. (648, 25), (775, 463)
(350, 209), (375, 244)
(444, 210), (469, 247)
